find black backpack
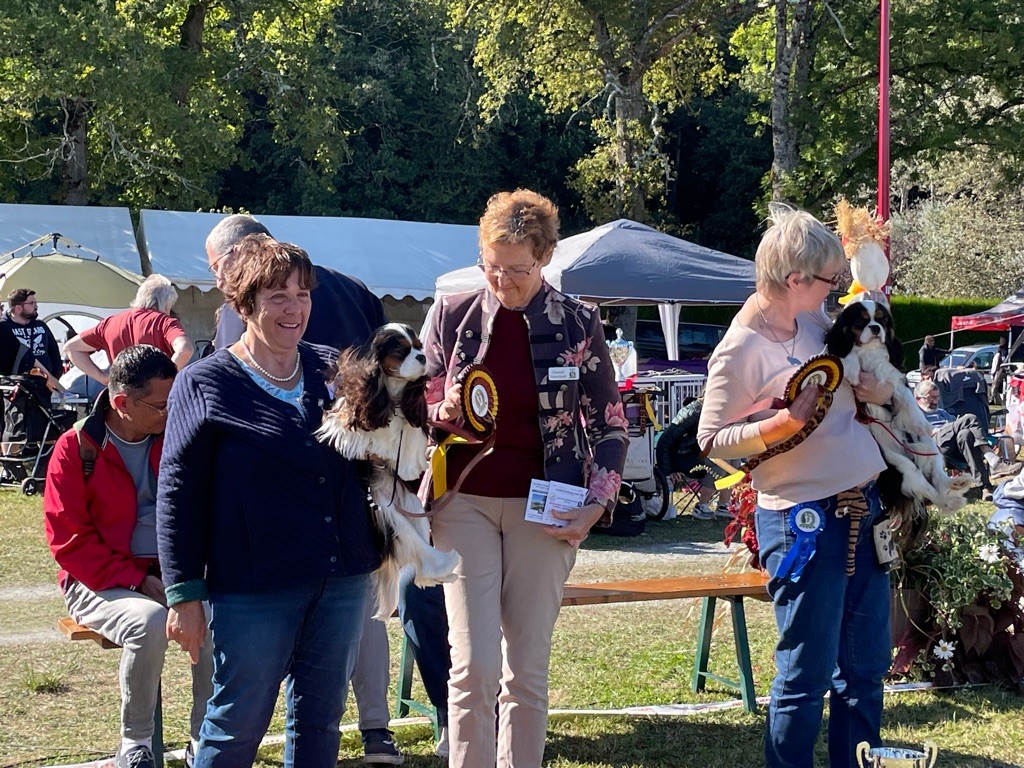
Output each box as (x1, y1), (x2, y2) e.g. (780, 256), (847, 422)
(593, 482), (646, 537)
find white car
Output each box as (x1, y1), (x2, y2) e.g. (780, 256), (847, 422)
(905, 344), (998, 389)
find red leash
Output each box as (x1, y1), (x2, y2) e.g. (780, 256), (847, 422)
(858, 411), (939, 457)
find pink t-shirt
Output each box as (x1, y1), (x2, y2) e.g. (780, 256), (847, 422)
(697, 309), (885, 509)
(80, 308), (186, 360)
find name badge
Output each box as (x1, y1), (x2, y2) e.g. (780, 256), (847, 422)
(548, 366), (579, 381)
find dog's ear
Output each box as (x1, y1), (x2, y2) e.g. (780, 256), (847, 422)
(825, 313), (856, 358)
(884, 317), (904, 369)
(401, 376), (429, 432)
(339, 344), (392, 432)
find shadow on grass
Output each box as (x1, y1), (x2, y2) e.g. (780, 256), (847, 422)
(584, 516), (733, 554)
(544, 717), (763, 768)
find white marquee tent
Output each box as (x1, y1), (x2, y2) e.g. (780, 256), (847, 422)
(137, 210), (479, 334)
(0, 204), (145, 342)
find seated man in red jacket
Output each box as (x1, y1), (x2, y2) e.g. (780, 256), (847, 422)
(44, 345), (213, 768)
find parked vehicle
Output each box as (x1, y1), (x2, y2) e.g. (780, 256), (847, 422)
(631, 320), (728, 373)
(906, 344), (998, 389)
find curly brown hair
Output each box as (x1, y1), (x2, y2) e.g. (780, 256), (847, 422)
(478, 189), (560, 264)
(221, 234), (317, 317)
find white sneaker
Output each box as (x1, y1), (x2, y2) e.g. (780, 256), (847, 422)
(714, 503), (733, 518)
(434, 725), (449, 759)
(691, 503), (715, 520)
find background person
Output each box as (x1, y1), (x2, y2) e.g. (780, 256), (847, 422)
(697, 206), (894, 768)
(1, 288), (63, 451)
(397, 569), (450, 759)
(65, 274), (192, 386)
(156, 235), (381, 767)
(914, 379), (1020, 498)
(206, 214), (385, 353)
(203, 213), (401, 765)
(44, 345), (213, 768)
(919, 334), (948, 369)
(422, 189), (628, 767)
(655, 396), (731, 519)
(991, 335), (1011, 406)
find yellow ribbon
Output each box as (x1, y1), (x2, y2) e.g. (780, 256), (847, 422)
(642, 395), (661, 431)
(430, 434), (469, 500)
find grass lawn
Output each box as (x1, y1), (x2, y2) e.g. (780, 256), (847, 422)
(3, 488), (1024, 766)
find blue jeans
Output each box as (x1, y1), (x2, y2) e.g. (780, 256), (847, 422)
(398, 567), (450, 727)
(195, 573), (369, 768)
(755, 483), (890, 768)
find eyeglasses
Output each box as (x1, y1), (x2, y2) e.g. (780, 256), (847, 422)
(134, 398), (169, 416)
(476, 260), (538, 279)
(208, 246), (236, 275)
(812, 272), (844, 288)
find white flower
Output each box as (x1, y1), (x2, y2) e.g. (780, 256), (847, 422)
(933, 639), (956, 660)
(978, 544), (1001, 564)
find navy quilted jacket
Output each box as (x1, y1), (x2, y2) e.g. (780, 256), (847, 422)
(156, 342), (381, 605)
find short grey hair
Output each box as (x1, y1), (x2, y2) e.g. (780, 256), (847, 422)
(755, 205), (845, 298)
(131, 274), (178, 313)
(914, 380), (938, 399)
(205, 214), (272, 260)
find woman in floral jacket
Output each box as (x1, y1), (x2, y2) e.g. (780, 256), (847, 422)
(422, 189), (627, 768)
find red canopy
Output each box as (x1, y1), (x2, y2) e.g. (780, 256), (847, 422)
(951, 290), (1024, 331)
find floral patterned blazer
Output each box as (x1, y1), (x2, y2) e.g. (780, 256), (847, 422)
(422, 281), (628, 522)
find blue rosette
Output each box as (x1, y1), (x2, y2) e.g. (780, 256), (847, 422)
(777, 503), (827, 583)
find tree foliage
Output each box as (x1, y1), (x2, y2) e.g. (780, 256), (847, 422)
(450, 0), (751, 221)
(890, 151), (1024, 299)
(731, 0), (1024, 208)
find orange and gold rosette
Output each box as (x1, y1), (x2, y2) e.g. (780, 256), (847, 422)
(430, 364), (499, 501)
(714, 355), (844, 489)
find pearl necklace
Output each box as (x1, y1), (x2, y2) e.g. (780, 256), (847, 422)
(242, 339), (300, 383)
(754, 294), (800, 366)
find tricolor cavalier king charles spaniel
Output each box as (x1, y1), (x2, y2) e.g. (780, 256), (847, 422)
(317, 323), (459, 619)
(825, 299), (970, 513)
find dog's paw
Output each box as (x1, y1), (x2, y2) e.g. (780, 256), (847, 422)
(414, 548), (460, 587)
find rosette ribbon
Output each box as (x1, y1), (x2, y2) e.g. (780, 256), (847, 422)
(776, 503), (826, 583)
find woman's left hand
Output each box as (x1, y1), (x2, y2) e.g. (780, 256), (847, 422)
(853, 371), (894, 405)
(545, 502), (607, 547)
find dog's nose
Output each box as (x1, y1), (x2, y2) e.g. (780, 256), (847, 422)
(416, 353), (426, 364)
(869, 325), (881, 336)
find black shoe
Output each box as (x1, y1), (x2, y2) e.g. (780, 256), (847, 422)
(361, 728), (404, 765)
(115, 745), (156, 768)
(184, 742), (195, 768)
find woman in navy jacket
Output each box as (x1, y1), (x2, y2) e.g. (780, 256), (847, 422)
(156, 235), (381, 768)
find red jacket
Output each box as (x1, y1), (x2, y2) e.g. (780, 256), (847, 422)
(43, 393), (162, 592)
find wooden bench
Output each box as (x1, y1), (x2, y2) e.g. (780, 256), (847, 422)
(56, 617), (165, 768)
(395, 570), (770, 722)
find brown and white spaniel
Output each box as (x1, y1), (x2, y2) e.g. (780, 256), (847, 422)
(318, 323), (459, 619)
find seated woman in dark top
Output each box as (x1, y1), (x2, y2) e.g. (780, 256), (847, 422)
(656, 397), (730, 519)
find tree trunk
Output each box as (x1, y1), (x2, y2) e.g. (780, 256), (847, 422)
(173, 2), (208, 105)
(771, 0), (815, 201)
(59, 97), (88, 206)
(180, 2), (206, 52)
(613, 89), (647, 221)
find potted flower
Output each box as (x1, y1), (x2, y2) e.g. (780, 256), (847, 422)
(892, 511), (1024, 689)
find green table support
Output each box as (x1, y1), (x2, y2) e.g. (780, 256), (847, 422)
(691, 595), (758, 713)
(394, 631), (441, 741)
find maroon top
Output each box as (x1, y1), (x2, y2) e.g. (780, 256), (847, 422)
(448, 306), (545, 498)
(80, 308), (186, 360)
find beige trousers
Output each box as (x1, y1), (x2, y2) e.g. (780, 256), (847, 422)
(431, 493), (576, 768)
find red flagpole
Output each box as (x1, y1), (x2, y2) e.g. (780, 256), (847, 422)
(878, 0), (891, 295)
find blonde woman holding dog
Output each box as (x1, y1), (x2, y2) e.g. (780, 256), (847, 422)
(697, 207), (895, 768)
(422, 189), (628, 768)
